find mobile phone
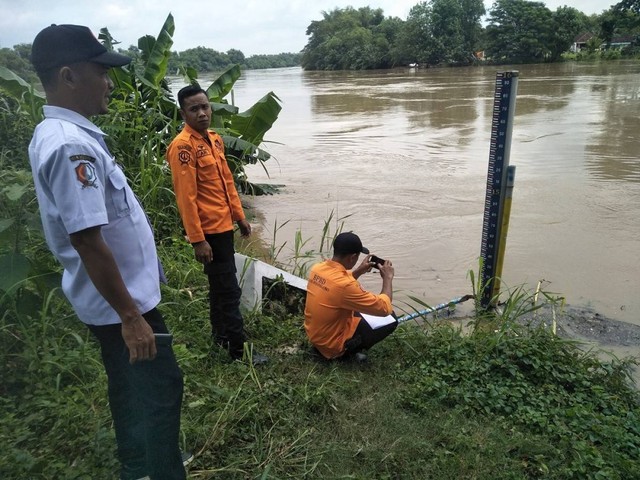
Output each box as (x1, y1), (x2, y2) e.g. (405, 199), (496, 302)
(370, 255), (385, 267)
(154, 333), (173, 346)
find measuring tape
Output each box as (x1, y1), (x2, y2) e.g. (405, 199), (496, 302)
(480, 71), (519, 308)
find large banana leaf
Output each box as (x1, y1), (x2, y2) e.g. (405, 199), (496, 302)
(226, 91), (282, 146)
(0, 67), (45, 122)
(139, 13), (175, 87)
(221, 135), (272, 164)
(206, 64), (241, 103)
(177, 65), (199, 85)
(96, 27), (136, 98)
(212, 103), (239, 115)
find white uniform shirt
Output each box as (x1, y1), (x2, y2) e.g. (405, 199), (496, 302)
(29, 106), (161, 326)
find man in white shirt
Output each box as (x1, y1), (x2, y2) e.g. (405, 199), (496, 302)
(28, 24), (186, 480)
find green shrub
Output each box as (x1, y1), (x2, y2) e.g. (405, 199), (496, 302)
(399, 323), (640, 479)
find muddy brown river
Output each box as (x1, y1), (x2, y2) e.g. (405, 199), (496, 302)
(191, 61), (640, 330)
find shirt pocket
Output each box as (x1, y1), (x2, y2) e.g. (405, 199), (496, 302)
(107, 168), (131, 218)
(196, 154), (221, 184)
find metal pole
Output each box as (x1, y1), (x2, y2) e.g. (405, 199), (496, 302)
(480, 71), (519, 309)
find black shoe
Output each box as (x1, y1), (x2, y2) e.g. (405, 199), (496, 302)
(309, 346), (326, 361)
(354, 352), (368, 363)
(182, 451), (194, 467)
(133, 451), (192, 480)
(337, 351), (368, 363)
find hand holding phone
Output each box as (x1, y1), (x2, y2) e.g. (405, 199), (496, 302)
(154, 333), (173, 346)
(370, 255), (386, 268)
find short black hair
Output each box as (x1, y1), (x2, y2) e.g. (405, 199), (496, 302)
(35, 66), (60, 88)
(177, 83), (207, 109)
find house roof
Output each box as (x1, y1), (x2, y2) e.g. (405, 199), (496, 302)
(610, 35), (636, 43)
(574, 32), (595, 43)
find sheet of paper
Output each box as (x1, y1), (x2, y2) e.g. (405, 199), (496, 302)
(360, 313), (396, 330)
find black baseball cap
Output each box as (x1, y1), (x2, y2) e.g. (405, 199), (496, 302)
(333, 232), (370, 255)
(31, 24), (131, 72)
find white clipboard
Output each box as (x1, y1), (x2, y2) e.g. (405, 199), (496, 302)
(360, 313), (396, 330)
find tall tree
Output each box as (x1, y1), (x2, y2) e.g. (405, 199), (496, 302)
(459, 0), (487, 56)
(431, 0), (486, 64)
(485, 0), (554, 63)
(614, 0), (640, 14)
(394, 0), (484, 67)
(377, 16), (406, 67)
(548, 6), (589, 60)
(301, 7), (393, 70)
(226, 49), (245, 65)
(395, 2), (437, 65)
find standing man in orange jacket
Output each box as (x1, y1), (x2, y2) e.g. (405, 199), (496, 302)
(167, 84), (267, 365)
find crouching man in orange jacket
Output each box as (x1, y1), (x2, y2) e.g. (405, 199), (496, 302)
(304, 232), (398, 362)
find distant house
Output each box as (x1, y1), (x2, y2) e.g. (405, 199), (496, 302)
(604, 35), (636, 49)
(572, 32), (594, 52)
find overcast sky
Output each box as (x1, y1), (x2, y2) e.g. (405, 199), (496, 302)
(0, 0), (616, 55)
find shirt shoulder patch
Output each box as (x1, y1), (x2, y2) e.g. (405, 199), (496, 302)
(75, 162), (98, 188)
(69, 154), (96, 163)
(178, 150), (192, 165)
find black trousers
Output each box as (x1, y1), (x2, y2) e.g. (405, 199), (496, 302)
(343, 314), (398, 355)
(204, 231), (246, 358)
(88, 308), (185, 480)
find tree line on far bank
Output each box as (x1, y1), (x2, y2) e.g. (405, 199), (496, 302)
(302, 0), (640, 70)
(1, 0), (639, 79)
(0, 44), (301, 84)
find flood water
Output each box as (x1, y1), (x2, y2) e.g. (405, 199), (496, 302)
(200, 62), (640, 327)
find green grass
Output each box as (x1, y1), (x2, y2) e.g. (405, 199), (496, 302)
(2, 271), (639, 479)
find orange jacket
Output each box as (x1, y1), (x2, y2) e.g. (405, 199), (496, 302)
(167, 124), (245, 243)
(304, 260), (392, 359)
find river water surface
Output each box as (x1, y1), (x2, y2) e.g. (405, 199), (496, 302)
(199, 62), (639, 327)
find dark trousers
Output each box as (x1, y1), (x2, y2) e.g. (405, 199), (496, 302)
(343, 314), (398, 355)
(204, 231), (246, 358)
(88, 308), (185, 480)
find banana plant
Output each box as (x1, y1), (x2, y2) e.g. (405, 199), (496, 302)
(107, 13), (283, 194)
(194, 63), (282, 194)
(0, 66), (45, 124)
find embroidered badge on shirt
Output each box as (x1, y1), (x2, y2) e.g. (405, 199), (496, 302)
(178, 150), (192, 164)
(196, 144), (208, 158)
(214, 138), (223, 151)
(75, 162), (98, 188)
(69, 154), (96, 163)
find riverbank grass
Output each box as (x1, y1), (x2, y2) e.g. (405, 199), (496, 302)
(1, 274), (639, 479)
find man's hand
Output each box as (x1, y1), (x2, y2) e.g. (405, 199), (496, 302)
(352, 254), (373, 279)
(193, 240), (213, 264)
(237, 219), (252, 237)
(378, 259), (394, 302)
(69, 226), (158, 364)
(121, 313), (157, 364)
(379, 260), (394, 281)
